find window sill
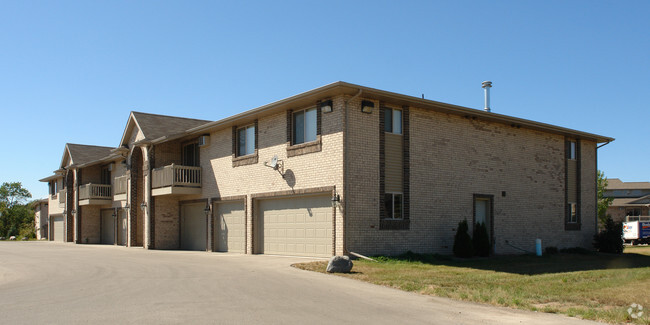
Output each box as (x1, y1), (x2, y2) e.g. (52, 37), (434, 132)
(379, 218), (410, 230)
(287, 136), (322, 157)
(232, 152), (258, 167)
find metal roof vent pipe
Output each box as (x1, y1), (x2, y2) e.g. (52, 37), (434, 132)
(482, 80), (492, 112)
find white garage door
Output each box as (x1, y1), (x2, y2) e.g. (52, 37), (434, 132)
(258, 195), (332, 257)
(118, 210), (127, 246)
(181, 203), (207, 251)
(101, 209), (115, 245)
(53, 216), (64, 242)
(215, 201), (246, 253)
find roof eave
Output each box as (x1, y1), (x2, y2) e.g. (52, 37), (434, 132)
(185, 81), (613, 143)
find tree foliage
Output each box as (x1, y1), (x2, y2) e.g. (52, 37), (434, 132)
(593, 216), (623, 254)
(597, 170), (614, 227)
(453, 220), (474, 258)
(472, 222), (490, 257)
(0, 182), (34, 238)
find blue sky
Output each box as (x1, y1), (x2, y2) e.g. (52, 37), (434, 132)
(1, 1), (648, 200)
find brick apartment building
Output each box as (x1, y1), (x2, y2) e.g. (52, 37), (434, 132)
(40, 82), (613, 256)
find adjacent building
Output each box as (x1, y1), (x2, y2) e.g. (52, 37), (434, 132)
(39, 82), (613, 256)
(33, 198), (49, 240)
(604, 178), (650, 223)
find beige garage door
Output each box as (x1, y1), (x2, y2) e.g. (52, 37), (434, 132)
(181, 203), (207, 251)
(215, 201), (246, 253)
(101, 210), (115, 245)
(53, 216), (64, 242)
(118, 210), (127, 246)
(258, 195), (332, 257)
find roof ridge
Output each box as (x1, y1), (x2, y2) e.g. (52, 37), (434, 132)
(131, 111), (211, 123)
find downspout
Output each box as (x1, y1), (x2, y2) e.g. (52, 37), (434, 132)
(343, 89), (362, 255)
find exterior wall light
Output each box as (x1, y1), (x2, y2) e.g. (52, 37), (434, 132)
(70, 210), (76, 216)
(320, 100), (333, 113)
(204, 205), (211, 216)
(361, 100), (374, 114)
(331, 194), (341, 207)
(140, 202), (147, 211)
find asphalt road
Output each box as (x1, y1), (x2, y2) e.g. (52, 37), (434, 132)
(0, 242), (602, 324)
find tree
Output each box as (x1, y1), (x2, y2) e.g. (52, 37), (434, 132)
(472, 222), (490, 257)
(0, 182), (33, 238)
(593, 217), (623, 254)
(597, 170), (614, 227)
(453, 220), (474, 258)
(0, 182), (32, 208)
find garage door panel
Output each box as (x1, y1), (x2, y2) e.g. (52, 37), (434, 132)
(259, 195), (332, 258)
(215, 202), (245, 253)
(118, 210), (127, 246)
(101, 210), (115, 245)
(53, 216), (64, 242)
(181, 203), (206, 251)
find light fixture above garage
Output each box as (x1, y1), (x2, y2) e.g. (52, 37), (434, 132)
(361, 100), (374, 114)
(320, 100), (333, 113)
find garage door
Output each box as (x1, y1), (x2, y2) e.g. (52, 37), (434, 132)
(101, 210), (115, 245)
(118, 210), (127, 246)
(215, 201), (245, 253)
(53, 216), (64, 242)
(258, 195), (332, 257)
(181, 203), (207, 251)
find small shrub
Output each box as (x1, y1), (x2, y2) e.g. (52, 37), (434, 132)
(472, 222), (490, 257)
(544, 246), (559, 255)
(593, 217), (623, 254)
(453, 220), (474, 258)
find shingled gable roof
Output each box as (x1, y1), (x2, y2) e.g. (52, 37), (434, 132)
(61, 143), (115, 169)
(606, 178), (650, 190)
(119, 111), (211, 147)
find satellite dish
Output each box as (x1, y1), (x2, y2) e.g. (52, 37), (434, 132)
(270, 155), (278, 169)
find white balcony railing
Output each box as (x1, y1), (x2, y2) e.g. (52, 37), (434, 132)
(79, 184), (112, 200)
(113, 175), (128, 195)
(152, 164), (201, 189)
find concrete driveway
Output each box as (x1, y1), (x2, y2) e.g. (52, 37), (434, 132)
(0, 242), (601, 324)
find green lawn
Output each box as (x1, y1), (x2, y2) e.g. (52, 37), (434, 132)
(294, 246), (650, 324)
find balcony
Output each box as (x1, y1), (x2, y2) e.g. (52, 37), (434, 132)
(79, 183), (112, 206)
(152, 164), (201, 196)
(113, 175), (128, 201)
(58, 189), (66, 208)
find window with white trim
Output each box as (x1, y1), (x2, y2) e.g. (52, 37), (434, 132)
(384, 108), (402, 134)
(383, 193), (403, 219)
(569, 202), (577, 223)
(293, 108), (317, 145)
(569, 141), (577, 160)
(237, 125), (255, 156)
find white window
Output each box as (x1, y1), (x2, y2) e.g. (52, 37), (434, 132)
(237, 125), (255, 156)
(384, 193), (403, 219)
(293, 108), (317, 144)
(569, 203), (577, 223)
(384, 108), (402, 134)
(569, 141), (576, 160)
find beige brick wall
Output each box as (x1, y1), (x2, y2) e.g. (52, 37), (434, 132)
(80, 164), (102, 184)
(153, 196), (181, 249)
(80, 205), (101, 244)
(199, 97), (345, 254)
(346, 101), (599, 256)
